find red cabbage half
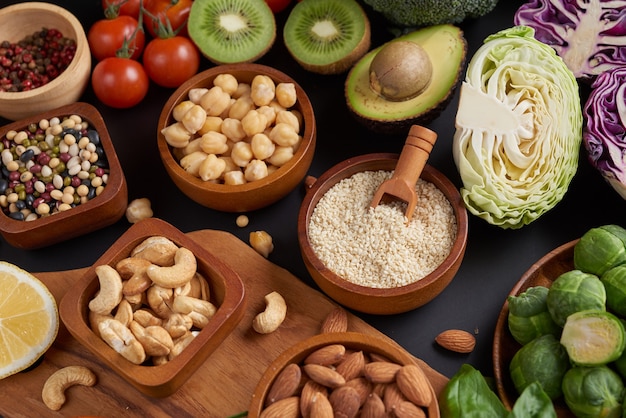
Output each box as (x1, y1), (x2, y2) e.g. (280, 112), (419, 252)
(583, 66), (626, 199)
(514, 0), (626, 81)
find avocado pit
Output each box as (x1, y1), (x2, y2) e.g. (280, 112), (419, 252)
(369, 41), (433, 102)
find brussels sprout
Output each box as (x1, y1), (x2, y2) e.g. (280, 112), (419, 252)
(547, 270), (606, 327)
(574, 225), (626, 277)
(509, 334), (570, 400)
(601, 265), (626, 317)
(561, 310), (626, 366)
(562, 366), (624, 418)
(508, 286), (561, 345)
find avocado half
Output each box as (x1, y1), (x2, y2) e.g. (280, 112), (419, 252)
(345, 25), (467, 135)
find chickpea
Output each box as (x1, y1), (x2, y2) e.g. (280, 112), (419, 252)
(231, 142), (253, 167)
(172, 100), (195, 121)
(269, 123), (299, 147)
(181, 104), (207, 134)
(244, 159), (269, 182)
(181, 137), (204, 156)
(213, 73), (239, 95)
(200, 86), (231, 116)
(241, 110), (267, 137)
(221, 118), (247, 142)
(275, 82), (297, 108)
(161, 122), (192, 148)
(126, 198), (153, 224)
(200, 131), (229, 154)
(250, 75), (275, 106)
(276, 110), (300, 133)
(198, 116), (223, 135)
(221, 156), (239, 173)
(256, 105), (276, 127)
(250, 133), (275, 160)
(199, 154), (226, 181)
(224, 170), (245, 185)
(180, 151), (208, 176)
(188, 87), (209, 104)
(267, 146), (294, 167)
(228, 96), (255, 120)
(233, 82), (251, 99)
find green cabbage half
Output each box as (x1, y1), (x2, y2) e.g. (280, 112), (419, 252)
(452, 26), (582, 229)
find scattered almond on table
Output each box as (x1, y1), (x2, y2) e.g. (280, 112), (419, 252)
(435, 329), (476, 353)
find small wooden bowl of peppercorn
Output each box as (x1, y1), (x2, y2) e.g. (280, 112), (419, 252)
(157, 63), (316, 212)
(0, 2), (91, 121)
(249, 332), (440, 417)
(297, 152), (469, 315)
(0, 102), (127, 249)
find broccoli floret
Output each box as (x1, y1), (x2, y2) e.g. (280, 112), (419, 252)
(361, 0), (500, 27)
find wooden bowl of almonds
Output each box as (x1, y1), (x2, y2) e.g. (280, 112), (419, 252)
(297, 152), (468, 315)
(0, 2), (91, 121)
(248, 331), (440, 417)
(157, 63), (316, 212)
(59, 217), (246, 397)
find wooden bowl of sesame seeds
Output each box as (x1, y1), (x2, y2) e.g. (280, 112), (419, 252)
(0, 102), (127, 249)
(0, 2), (91, 121)
(297, 153), (468, 315)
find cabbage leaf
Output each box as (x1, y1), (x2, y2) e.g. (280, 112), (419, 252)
(452, 26), (582, 229)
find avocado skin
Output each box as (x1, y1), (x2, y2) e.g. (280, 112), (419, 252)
(345, 25), (467, 136)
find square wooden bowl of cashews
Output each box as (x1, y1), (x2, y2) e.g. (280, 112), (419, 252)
(157, 63), (317, 213)
(59, 217), (246, 397)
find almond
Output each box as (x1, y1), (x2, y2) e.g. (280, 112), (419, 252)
(395, 364), (433, 407)
(329, 386), (361, 418)
(344, 377), (373, 405)
(303, 363), (346, 388)
(393, 400), (427, 418)
(266, 363), (302, 406)
(335, 350), (365, 380)
(300, 380), (328, 418)
(304, 344), (346, 366)
(435, 329), (476, 353)
(320, 307), (349, 333)
(383, 383), (407, 413)
(361, 393), (386, 418)
(309, 392), (333, 418)
(364, 361), (402, 384)
(259, 395), (300, 418)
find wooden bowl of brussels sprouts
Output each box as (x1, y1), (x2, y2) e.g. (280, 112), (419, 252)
(157, 63), (316, 213)
(494, 224), (626, 417)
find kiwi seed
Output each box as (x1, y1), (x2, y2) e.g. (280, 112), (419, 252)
(283, 0), (371, 75)
(187, 0), (277, 65)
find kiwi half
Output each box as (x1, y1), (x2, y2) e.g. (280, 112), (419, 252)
(188, 0), (276, 65)
(283, 0), (371, 75)
(345, 25), (467, 135)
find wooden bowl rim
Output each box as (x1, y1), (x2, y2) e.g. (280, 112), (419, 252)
(297, 153), (468, 298)
(58, 218), (246, 395)
(492, 239), (578, 415)
(0, 2), (89, 100)
(248, 331), (439, 417)
(0, 102), (126, 235)
(157, 63), (316, 195)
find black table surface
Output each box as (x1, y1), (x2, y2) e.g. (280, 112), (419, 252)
(2, 0), (623, 384)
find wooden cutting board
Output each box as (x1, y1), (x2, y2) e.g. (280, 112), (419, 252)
(0, 229), (448, 417)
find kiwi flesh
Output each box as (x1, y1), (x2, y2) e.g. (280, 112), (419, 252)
(345, 25), (467, 135)
(283, 0), (371, 75)
(188, 0), (276, 65)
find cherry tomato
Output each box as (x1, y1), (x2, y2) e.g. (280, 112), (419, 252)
(143, 0), (192, 38)
(265, 0), (292, 13)
(91, 57), (149, 108)
(88, 15), (145, 61)
(142, 36), (200, 88)
(101, 0), (141, 19)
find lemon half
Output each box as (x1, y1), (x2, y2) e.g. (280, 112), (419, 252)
(0, 261), (59, 379)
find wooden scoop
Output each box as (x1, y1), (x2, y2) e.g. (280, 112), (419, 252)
(370, 125), (438, 222)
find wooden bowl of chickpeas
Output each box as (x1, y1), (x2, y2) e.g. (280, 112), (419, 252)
(157, 64), (316, 212)
(297, 153), (469, 315)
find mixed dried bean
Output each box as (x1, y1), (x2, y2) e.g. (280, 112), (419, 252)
(0, 114), (110, 221)
(0, 28), (76, 92)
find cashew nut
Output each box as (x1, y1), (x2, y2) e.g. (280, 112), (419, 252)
(125, 197), (153, 224)
(146, 247), (197, 288)
(146, 284), (175, 319)
(162, 312), (193, 338)
(131, 236), (179, 266)
(41, 366), (97, 411)
(88, 265), (124, 315)
(88, 310), (112, 338)
(250, 230), (274, 258)
(169, 331), (196, 360)
(98, 318), (146, 365)
(114, 299), (134, 327)
(117, 257), (152, 296)
(253, 291), (287, 334)
(130, 321), (174, 357)
(171, 295), (217, 329)
(133, 308), (163, 328)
